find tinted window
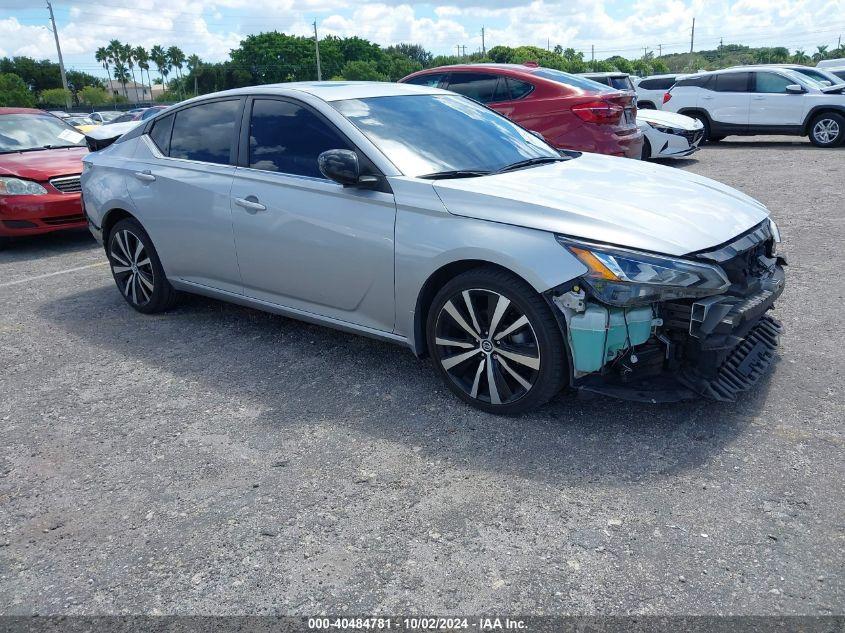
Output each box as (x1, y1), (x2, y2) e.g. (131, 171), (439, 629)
(149, 113), (174, 154)
(639, 77), (676, 90)
(169, 99), (239, 164)
(675, 75), (712, 88)
(404, 73), (446, 87)
(834, 70), (845, 81)
(754, 72), (795, 93)
(507, 78), (534, 99)
(446, 73), (505, 103)
(533, 69), (610, 91)
(714, 73), (750, 92)
(609, 76), (634, 91)
(793, 68), (830, 83)
(249, 99), (351, 178)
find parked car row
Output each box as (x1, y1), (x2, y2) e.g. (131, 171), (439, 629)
(78, 80), (786, 413)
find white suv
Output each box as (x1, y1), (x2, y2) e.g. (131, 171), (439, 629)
(662, 67), (845, 147)
(634, 73), (689, 110)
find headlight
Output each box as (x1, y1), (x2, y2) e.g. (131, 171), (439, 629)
(0, 177), (48, 196)
(558, 236), (730, 307)
(647, 122), (681, 134)
(768, 217), (781, 256)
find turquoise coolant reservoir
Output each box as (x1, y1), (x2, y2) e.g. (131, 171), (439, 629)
(567, 304), (654, 374)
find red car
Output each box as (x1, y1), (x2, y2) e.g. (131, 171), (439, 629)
(0, 108), (88, 241)
(400, 63), (643, 158)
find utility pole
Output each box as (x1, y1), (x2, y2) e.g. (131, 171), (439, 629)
(461, 45), (467, 57)
(591, 44), (594, 62)
(456, 44), (461, 58)
(46, 0), (70, 109)
(481, 27), (486, 56)
(658, 44), (662, 57)
(313, 20), (322, 81)
(690, 17), (695, 54)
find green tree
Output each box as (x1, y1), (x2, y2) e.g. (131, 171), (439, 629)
(150, 45), (169, 92)
(339, 60), (387, 81)
(40, 87), (71, 107)
(167, 46), (186, 98)
(813, 45), (829, 62)
(80, 85), (109, 105)
(231, 32), (316, 83)
(134, 46), (152, 100)
(385, 43), (432, 66)
(0, 72), (35, 107)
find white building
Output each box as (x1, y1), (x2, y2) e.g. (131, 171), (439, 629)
(104, 79), (151, 102)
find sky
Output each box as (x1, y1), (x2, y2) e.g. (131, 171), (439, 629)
(1, 0), (844, 79)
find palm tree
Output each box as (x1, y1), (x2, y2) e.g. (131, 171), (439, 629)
(95, 47), (111, 97)
(134, 46), (152, 101)
(186, 54), (201, 95)
(124, 43), (140, 103)
(167, 46), (186, 98)
(150, 45), (169, 94)
(792, 49), (810, 64)
(106, 39), (128, 99)
(813, 45), (829, 62)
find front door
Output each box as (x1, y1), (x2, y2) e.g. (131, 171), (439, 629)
(749, 71), (807, 127)
(229, 97), (397, 333)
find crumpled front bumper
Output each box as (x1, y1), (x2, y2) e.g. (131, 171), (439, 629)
(573, 264), (786, 403)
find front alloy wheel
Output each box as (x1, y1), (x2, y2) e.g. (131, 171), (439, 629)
(426, 268), (567, 414)
(809, 113), (844, 147)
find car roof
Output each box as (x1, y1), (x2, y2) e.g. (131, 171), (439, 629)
(185, 81), (448, 103)
(580, 72), (629, 78)
(0, 107), (50, 116)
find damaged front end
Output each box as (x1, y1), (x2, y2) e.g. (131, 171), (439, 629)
(552, 220), (786, 402)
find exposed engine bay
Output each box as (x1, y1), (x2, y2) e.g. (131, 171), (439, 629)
(551, 220), (786, 402)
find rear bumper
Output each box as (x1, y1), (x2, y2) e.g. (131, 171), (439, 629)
(0, 193), (86, 237)
(553, 126), (644, 159)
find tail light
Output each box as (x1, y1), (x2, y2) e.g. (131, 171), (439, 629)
(663, 91), (672, 104)
(571, 100), (624, 125)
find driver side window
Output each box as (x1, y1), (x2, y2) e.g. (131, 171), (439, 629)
(248, 99), (351, 179)
(755, 72), (796, 94)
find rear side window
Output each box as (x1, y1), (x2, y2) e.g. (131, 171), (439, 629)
(609, 76), (634, 91)
(754, 72), (795, 93)
(169, 99), (240, 164)
(506, 78), (534, 99)
(639, 77), (676, 90)
(248, 99), (351, 178)
(674, 75), (713, 89)
(714, 73), (750, 92)
(533, 69), (610, 92)
(446, 73), (507, 103)
(404, 73), (446, 87)
(833, 70), (845, 81)
(149, 113), (174, 154)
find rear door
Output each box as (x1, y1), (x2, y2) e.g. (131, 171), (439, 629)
(749, 71), (807, 127)
(706, 72), (751, 127)
(125, 98), (243, 294)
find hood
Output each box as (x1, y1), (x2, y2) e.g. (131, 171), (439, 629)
(432, 153), (769, 256)
(637, 109), (702, 130)
(0, 146), (87, 181)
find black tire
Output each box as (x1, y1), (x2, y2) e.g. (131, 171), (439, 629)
(641, 137), (652, 160)
(0, 236), (10, 250)
(808, 112), (845, 148)
(687, 113), (714, 143)
(708, 135), (726, 143)
(638, 102), (656, 110)
(107, 218), (177, 313)
(426, 267), (568, 414)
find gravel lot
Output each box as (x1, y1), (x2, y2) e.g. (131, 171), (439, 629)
(1, 136), (842, 616)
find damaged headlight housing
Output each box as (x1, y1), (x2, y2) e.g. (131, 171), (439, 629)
(768, 217), (781, 256)
(557, 236), (730, 307)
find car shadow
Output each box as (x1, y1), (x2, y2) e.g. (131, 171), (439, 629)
(651, 157), (698, 168)
(0, 229), (96, 263)
(38, 285), (774, 486)
(701, 139), (817, 150)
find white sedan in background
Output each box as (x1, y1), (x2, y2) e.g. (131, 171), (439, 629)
(637, 109), (704, 160)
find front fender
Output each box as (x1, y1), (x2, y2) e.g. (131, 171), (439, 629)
(394, 200), (587, 353)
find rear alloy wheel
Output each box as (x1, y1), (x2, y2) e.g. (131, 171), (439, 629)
(426, 268), (567, 414)
(809, 112), (844, 147)
(108, 218), (177, 313)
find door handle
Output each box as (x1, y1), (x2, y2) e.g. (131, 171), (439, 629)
(234, 196), (267, 212)
(702, 95), (714, 100)
(134, 170), (155, 182)
(752, 96), (766, 100)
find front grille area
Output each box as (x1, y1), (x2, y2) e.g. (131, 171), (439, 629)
(49, 175), (82, 194)
(680, 129), (703, 145)
(42, 213), (85, 226)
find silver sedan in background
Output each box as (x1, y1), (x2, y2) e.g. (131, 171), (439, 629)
(81, 82), (785, 413)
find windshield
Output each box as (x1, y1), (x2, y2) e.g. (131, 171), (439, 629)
(792, 67), (844, 86)
(332, 94), (560, 177)
(0, 113), (86, 153)
(533, 69), (612, 92)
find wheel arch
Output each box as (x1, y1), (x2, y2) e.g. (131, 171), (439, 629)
(802, 105), (845, 135)
(101, 208), (138, 246)
(638, 100), (657, 110)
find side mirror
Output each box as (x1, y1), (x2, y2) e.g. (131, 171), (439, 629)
(785, 84), (804, 94)
(819, 80), (832, 87)
(318, 149), (378, 187)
